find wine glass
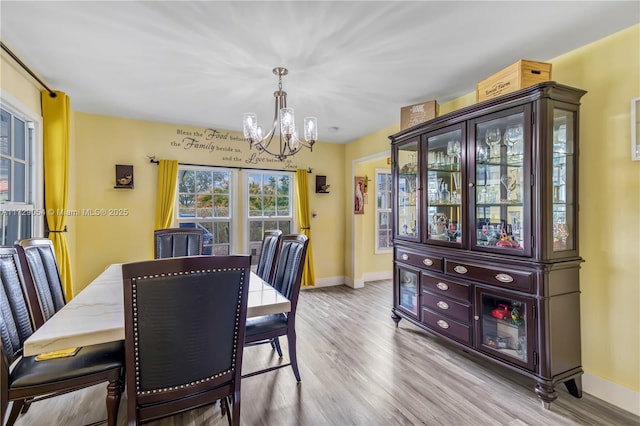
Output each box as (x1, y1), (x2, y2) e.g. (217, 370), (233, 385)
(452, 140), (461, 165)
(485, 127), (502, 159)
(504, 125), (522, 156)
(476, 140), (489, 163)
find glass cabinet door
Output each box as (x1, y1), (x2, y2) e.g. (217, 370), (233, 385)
(476, 289), (534, 370)
(472, 109), (529, 255)
(552, 108), (575, 252)
(425, 127), (463, 246)
(397, 266), (419, 318)
(395, 138), (420, 241)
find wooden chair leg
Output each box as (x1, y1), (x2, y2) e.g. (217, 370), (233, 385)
(273, 337), (283, 357)
(106, 375), (123, 426)
(287, 330), (301, 382)
(232, 391), (240, 426)
(6, 399), (25, 426)
(224, 396), (232, 425)
(20, 399), (32, 415)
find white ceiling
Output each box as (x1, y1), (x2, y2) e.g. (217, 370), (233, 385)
(1, 1), (638, 144)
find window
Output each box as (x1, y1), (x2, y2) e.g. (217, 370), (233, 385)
(175, 166), (235, 255)
(246, 171), (293, 265)
(0, 105), (39, 244)
(375, 169), (392, 252)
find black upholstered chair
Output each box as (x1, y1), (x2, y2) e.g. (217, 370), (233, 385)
(15, 238), (66, 329)
(0, 247), (124, 426)
(255, 229), (282, 284)
(244, 234), (309, 382)
(122, 255), (251, 425)
(153, 227), (205, 259)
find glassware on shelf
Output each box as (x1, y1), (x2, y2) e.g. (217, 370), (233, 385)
(504, 124), (522, 156)
(485, 127), (502, 159)
(500, 169), (519, 202)
(477, 140), (489, 163)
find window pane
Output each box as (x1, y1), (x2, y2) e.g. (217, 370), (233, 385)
(279, 221), (291, 234)
(249, 221), (263, 242)
(212, 172), (229, 193)
(13, 162), (25, 202)
(214, 221), (229, 244)
(1, 158), (10, 202)
(196, 170), (212, 193)
(0, 110), (10, 156)
(263, 196), (276, 216)
(178, 194), (196, 217)
(249, 195), (262, 216)
(248, 174), (262, 194)
(213, 194), (229, 217)
(178, 170), (195, 193)
(13, 116), (26, 160)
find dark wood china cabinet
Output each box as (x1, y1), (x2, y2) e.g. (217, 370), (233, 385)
(390, 82), (586, 408)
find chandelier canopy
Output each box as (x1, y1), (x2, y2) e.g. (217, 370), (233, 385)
(243, 67), (317, 161)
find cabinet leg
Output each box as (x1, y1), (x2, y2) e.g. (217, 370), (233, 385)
(534, 382), (557, 409)
(391, 309), (402, 327)
(564, 376), (583, 398)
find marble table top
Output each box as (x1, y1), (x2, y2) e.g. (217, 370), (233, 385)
(23, 263), (290, 356)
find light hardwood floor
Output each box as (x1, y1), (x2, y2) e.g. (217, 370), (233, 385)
(13, 280), (639, 426)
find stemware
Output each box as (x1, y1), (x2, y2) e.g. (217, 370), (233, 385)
(504, 125), (522, 156)
(485, 127), (502, 159)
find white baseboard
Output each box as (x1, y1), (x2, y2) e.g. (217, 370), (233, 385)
(583, 372), (640, 416)
(304, 273), (392, 290)
(363, 271), (393, 282)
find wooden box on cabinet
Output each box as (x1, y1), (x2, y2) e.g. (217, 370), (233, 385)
(401, 100), (439, 130)
(390, 82), (585, 409)
(476, 59), (552, 102)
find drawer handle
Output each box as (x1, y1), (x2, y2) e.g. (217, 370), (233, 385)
(436, 301), (449, 310)
(454, 265), (468, 274)
(422, 258), (433, 266)
(401, 254), (409, 261)
(436, 282), (449, 291)
(495, 273), (514, 283)
(436, 319), (450, 329)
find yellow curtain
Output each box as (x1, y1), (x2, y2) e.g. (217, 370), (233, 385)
(295, 169), (315, 287)
(41, 90), (74, 299)
(154, 160), (179, 230)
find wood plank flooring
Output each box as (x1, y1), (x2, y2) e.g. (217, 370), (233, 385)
(13, 280), (639, 426)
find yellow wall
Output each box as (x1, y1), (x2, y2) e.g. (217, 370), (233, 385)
(552, 25), (639, 394)
(71, 113), (346, 290)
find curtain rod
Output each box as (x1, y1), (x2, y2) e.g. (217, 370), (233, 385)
(1, 41), (57, 98)
(147, 156), (312, 174)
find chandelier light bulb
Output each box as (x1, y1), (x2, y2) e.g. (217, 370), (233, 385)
(304, 116), (317, 143)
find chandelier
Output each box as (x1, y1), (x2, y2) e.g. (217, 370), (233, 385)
(243, 67), (317, 161)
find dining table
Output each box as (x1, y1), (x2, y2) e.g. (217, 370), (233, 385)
(23, 263), (290, 356)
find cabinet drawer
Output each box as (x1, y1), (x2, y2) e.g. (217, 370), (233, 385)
(445, 260), (533, 292)
(422, 309), (472, 345)
(422, 273), (470, 302)
(422, 292), (471, 323)
(396, 249), (443, 272)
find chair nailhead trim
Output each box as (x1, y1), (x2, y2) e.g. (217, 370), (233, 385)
(131, 267), (245, 394)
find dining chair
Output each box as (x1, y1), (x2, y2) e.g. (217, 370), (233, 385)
(122, 255), (251, 425)
(0, 246), (124, 426)
(153, 227), (205, 259)
(15, 238), (66, 329)
(244, 234), (309, 382)
(255, 229), (283, 284)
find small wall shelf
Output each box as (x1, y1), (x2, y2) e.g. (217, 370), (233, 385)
(315, 175), (330, 193)
(114, 164), (134, 189)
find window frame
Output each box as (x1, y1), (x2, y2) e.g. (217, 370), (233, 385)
(174, 164), (238, 255)
(243, 170), (296, 265)
(0, 90), (44, 243)
(375, 167), (393, 253)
